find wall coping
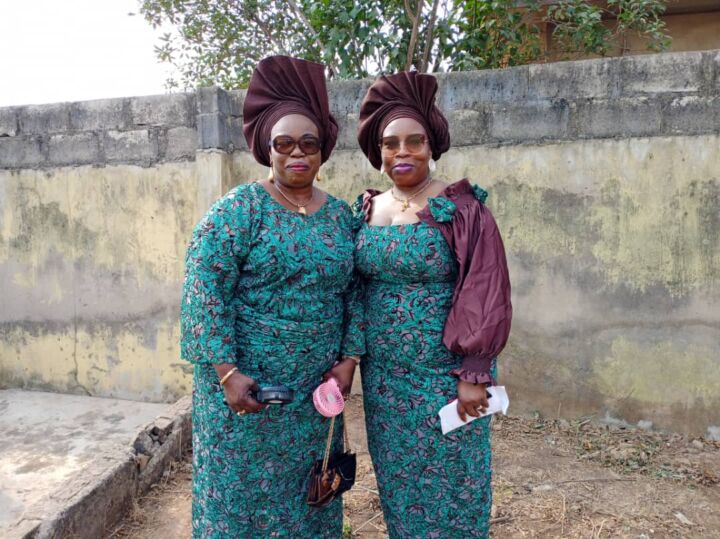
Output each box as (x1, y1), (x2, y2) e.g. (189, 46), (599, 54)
(1, 49), (718, 170)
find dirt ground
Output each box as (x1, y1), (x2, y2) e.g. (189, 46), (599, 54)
(110, 396), (720, 538)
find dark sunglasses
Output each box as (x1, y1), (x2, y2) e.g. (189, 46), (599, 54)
(271, 135), (322, 155)
(379, 134), (427, 154)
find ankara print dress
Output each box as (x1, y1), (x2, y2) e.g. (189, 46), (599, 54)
(180, 182), (364, 539)
(355, 215), (497, 539)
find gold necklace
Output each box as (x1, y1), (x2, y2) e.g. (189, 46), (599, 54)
(391, 178), (433, 212)
(274, 182), (314, 215)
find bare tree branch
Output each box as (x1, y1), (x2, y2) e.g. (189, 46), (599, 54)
(431, 0), (451, 72)
(405, 0), (423, 70)
(404, 0), (417, 24)
(420, 0), (440, 72)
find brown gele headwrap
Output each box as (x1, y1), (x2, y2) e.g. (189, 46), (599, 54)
(243, 55), (338, 167)
(358, 71), (450, 170)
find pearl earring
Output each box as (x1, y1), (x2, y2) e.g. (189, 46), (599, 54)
(429, 159), (436, 173)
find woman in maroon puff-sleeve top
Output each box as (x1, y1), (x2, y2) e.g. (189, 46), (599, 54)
(352, 70), (512, 538)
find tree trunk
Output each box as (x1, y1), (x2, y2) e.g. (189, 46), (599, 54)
(405, 0), (424, 71)
(420, 0), (440, 72)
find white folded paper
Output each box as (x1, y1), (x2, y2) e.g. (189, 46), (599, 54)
(438, 386), (510, 435)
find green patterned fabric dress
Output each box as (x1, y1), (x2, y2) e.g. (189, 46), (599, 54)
(180, 182), (364, 538)
(355, 219), (495, 539)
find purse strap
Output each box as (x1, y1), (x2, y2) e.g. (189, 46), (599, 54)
(343, 414), (350, 453)
(321, 413), (351, 474)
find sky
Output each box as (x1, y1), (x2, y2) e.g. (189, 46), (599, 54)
(0, 0), (177, 107)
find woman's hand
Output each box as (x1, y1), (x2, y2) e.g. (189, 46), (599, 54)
(322, 356), (358, 397)
(216, 365), (266, 414)
(456, 380), (489, 422)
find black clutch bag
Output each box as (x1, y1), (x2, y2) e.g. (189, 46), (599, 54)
(306, 413), (356, 507)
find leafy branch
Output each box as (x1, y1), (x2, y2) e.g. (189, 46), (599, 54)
(138, 0), (672, 89)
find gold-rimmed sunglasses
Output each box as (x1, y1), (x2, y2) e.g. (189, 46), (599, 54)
(379, 134), (427, 154)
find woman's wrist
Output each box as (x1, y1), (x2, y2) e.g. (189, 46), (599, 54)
(219, 367), (239, 386)
(214, 363), (240, 385)
(458, 379), (487, 386)
(341, 355), (361, 365)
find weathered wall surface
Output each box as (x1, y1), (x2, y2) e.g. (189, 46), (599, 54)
(1, 51), (718, 436)
(0, 95), (206, 401)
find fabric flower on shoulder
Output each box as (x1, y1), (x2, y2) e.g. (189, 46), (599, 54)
(472, 184), (489, 204)
(350, 194), (367, 232)
(427, 196), (457, 223)
(350, 193), (365, 219)
(351, 190), (379, 231)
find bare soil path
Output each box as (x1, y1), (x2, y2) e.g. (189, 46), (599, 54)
(111, 396), (720, 538)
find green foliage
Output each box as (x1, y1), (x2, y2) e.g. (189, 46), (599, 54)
(138, 0), (671, 89)
(451, 0), (543, 70)
(547, 0), (611, 56)
(304, 0), (409, 77)
(140, 0), (320, 89)
(610, 0), (672, 53)
(547, 0), (670, 58)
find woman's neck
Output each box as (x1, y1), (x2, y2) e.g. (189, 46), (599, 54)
(274, 180), (314, 199)
(393, 176), (432, 197)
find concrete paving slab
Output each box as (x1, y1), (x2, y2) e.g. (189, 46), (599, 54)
(0, 389), (172, 538)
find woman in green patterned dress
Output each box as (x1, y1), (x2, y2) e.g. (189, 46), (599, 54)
(353, 72), (513, 538)
(180, 56), (363, 538)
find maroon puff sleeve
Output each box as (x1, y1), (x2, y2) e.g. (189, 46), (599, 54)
(419, 181), (512, 385)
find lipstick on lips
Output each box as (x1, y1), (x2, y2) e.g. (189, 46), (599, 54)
(393, 163), (414, 173)
(287, 162), (309, 172)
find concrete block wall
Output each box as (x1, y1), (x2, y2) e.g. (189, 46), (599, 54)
(1, 50), (718, 437)
(0, 94), (197, 169)
(194, 50), (720, 155)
